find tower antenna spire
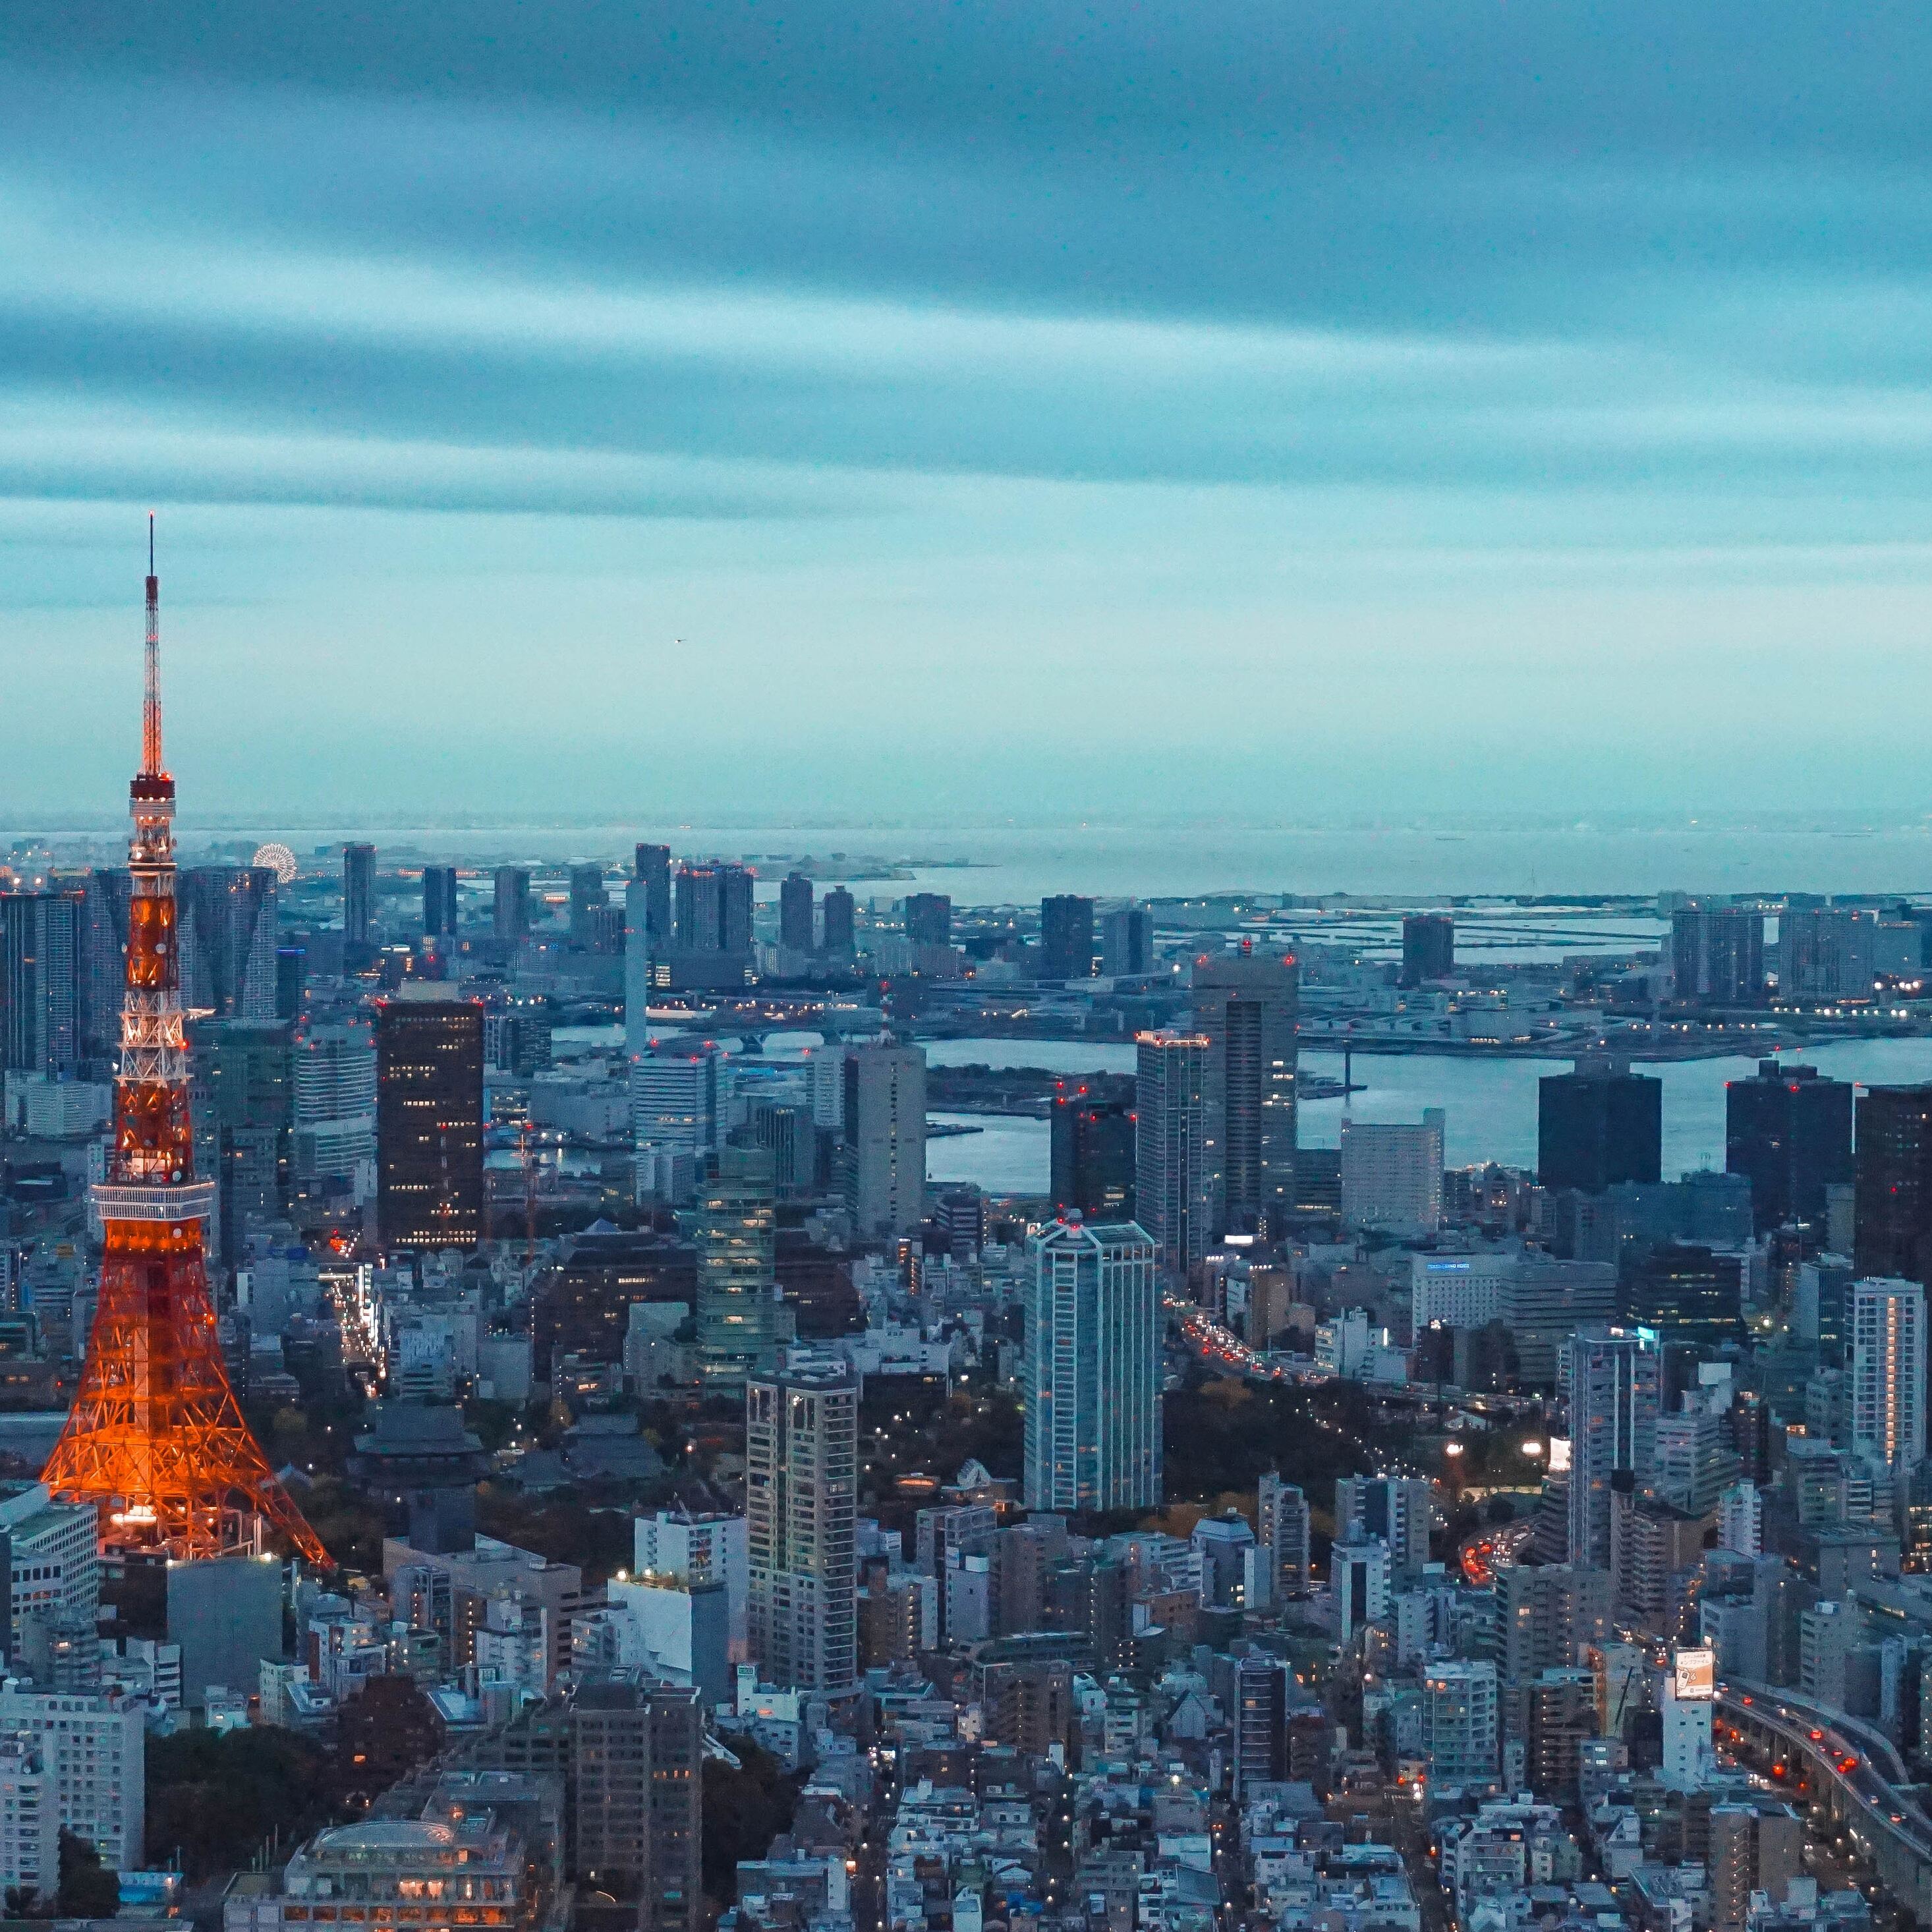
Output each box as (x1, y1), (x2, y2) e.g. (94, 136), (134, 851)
(143, 513), (163, 778)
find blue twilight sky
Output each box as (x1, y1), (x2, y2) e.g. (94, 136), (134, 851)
(3, 3), (1932, 823)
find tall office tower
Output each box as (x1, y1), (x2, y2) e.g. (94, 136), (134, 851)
(342, 843), (377, 947)
(1794, 1255), (1855, 1364)
(374, 988), (485, 1251)
(1421, 1659), (1500, 1789)
(1848, 1276), (1927, 1471)
(1499, 1564), (1610, 1689)
(1192, 950), (1298, 1237)
(192, 1021), (294, 1266)
(673, 863), (753, 953)
(696, 1145), (779, 1392)
(1232, 1653), (1290, 1798)
(1332, 1540), (1390, 1643)
(1671, 907), (1765, 1005)
(1339, 1111), (1444, 1236)
(178, 867), (279, 1020)
(1718, 1479), (1762, 1556)
(1538, 1055), (1662, 1191)
(634, 844), (673, 944)
(1135, 1029), (1215, 1278)
(904, 893), (952, 947)
(569, 863), (608, 946)
(1100, 903), (1153, 978)
(746, 1359), (858, 1694)
(842, 1041), (926, 1237)
(778, 873), (815, 953)
(1854, 1084), (1932, 1286)
(1039, 895), (1095, 981)
(1724, 1060), (1854, 1233)
(1400, 913), (1455, 988)
(293, 1020), (378, 1191)
(1334, 1475), (1434, 1579)
(1050, 1094), (1135, 1220)
(42, 526), (324, 1565)
(1619, 1243), (1744, 1350)
(1021, 1216), (1161, 1514)
(623, 877), (654, 1058)
(1566, 1328), (1662, 1570)
(570, 1676), (703, 1932)
(0, 893), (80, 1076)
(1779, 906), (1877, 1002)
(820, 886), (856, 955)
(422, 865), (459, 938)
(631, 1046), (722, 1156)
(274, 944), (306, 1021)
(77, 868), (132, 1064)
(493, 865), (532, 944)
(1258, 1471), (1313, 1595)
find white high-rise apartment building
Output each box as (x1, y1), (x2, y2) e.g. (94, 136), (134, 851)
(0, 1738), (55, 1893)
(1332, 1540), (1391, 1644)
(0, 1686), (142, 1869)
(1258, 1471), (1312, 1597)
(1135, 1030), (1215, 1279)
(634, 1510), (749, 1657)
(1717, 1480), (1762, 1558)
(1848, 1276), (1927, 1472)
(1566, 1327), (1661, 1570)
(0, 1484), (99, 1664)
(1340, 1111), (1445, 1236)
(1022, 1216), (1162, 1514)
(1421, 1659), (1500, 1789)
(746, 1359), (858, 1695)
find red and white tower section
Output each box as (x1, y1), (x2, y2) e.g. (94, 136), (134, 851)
(42, 523), (326, 1565)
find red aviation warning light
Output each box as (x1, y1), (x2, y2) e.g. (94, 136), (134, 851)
(42, 524), (326, 1566)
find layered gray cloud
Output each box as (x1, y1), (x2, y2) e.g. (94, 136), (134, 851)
(1, 3), (1930, 816)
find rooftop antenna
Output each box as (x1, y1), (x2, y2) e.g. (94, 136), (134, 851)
(142, 512), (163, 778)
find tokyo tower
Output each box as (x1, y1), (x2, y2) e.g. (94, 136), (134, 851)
(42, 523), (327, 1566)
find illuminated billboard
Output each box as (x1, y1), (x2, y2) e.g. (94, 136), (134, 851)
(1673, 1648), (1716, 1701)
(1548, 1437), (1572, 1474)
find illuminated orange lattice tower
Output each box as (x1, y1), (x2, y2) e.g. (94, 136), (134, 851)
(43, 522), (326, 1564)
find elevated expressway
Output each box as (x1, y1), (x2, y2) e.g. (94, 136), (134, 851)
(1719, 1677), (1932, 1921)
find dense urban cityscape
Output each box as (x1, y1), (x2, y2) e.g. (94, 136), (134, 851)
(0, 542), (1924, 1932)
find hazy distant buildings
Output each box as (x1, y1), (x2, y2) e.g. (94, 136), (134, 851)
(1724, 1060), (1853, 1233)
(422, 865), (458, 938)
(634, 845), (672, 944)
(179, 866), (279, 1020)
(1193, 950), (1298, 1237)
(1135, 1029), (1214, 1278)
(778, 873), (814, 952)
(493, 865), (531, 944)
(820, 886), (856, 957)
(904, 893), (952, 947)
(343, 843), (377, 948)
(1780, 906), (1877, 1003)
(843, 1042), (926, 1237)
(1539, 1056), (1662, 1192)
(1100, 903), (1153, 977)
(668, 864), (754, 987)
(1401, 913), (1455, 988)
(1040, 895), (1095, 982)
(77, 868), (130, 1064)
(1672, 907), (1765, 1005)
(1022, 1216), (1161, 1514)
(624, 876), (654, 1056)
(569, 863), (608, 947)
(375, 988), (484, 1251)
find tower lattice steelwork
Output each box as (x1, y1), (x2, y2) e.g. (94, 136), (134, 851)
(43, 523), (326, 1564)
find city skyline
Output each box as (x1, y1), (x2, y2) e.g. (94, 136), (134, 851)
(5, 6), (1932, 818)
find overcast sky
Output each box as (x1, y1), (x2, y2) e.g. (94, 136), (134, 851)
(4, 3), (1931, 822)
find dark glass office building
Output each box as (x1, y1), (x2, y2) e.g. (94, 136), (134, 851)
(1724, 1060), (1853, 1232)
(376, 992), (485, 1251)
(1050, 1095), (1136, 1220)
(1538, 1057), (1662, 1192)
(1855, 1083), (1932, 1286)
